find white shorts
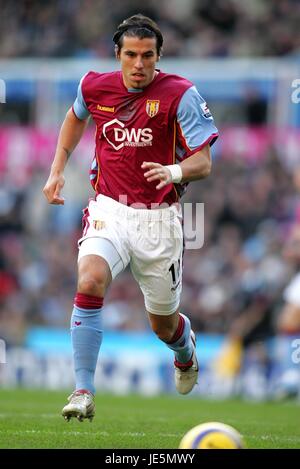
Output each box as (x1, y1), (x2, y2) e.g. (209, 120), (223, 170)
(78, 194), (183, 315)
(283, 273), (300, 307)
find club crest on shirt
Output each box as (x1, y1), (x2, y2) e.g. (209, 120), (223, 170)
(93, 220), (106, 230)
(146, 100), (160, 117)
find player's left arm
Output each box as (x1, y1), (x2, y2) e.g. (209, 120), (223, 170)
(142, 85), (218, 190)
(142, 144), (211, 189)
(179, 143), (212, 181)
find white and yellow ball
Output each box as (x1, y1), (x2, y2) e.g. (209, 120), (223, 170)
(179, 422), (246, 449)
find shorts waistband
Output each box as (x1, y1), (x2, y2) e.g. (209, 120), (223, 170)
(96, 194), (181, 221)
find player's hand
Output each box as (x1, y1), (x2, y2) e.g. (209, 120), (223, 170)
(141, 161), (172, 190)
(43, 173), (65, 205)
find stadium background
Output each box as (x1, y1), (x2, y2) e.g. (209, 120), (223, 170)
(0, 0), (300, 402)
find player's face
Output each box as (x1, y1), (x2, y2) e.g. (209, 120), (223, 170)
(117, 36), (159, 89)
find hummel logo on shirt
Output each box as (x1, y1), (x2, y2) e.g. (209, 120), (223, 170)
(97, 104), (115, 113)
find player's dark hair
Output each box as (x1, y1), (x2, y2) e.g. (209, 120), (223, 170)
(113, 14), (163, 56)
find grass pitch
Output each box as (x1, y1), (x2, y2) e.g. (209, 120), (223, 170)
(0, 389), (299, 449)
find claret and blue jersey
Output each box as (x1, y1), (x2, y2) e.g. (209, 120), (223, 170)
(72, 70), (218, 207)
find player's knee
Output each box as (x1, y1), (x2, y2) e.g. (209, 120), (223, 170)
(278, 315), (300, 334)
(78, 273), (107, 297)
(151, 323), (176, 343)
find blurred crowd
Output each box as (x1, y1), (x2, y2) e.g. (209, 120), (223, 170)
(0, 144), (299, 346)
(1, 0), (300, 58)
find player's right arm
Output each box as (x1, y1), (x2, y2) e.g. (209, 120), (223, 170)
(43, 74), (90, 205)
(43, 109), (89, 205)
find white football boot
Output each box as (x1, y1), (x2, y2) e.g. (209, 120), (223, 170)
(174, 331), (199, 395)
(62, 389), (95, 422)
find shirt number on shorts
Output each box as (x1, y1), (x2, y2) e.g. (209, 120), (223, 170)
(169, 258), (181, 289)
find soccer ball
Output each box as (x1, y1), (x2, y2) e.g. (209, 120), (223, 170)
(178, 422), (246, 449)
